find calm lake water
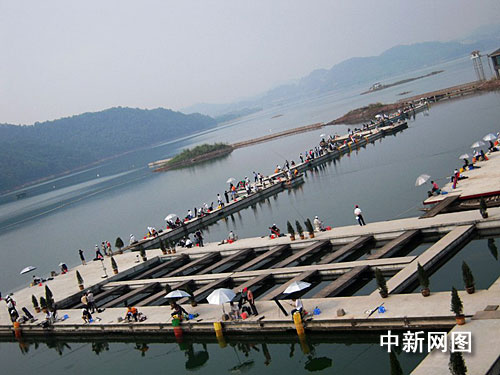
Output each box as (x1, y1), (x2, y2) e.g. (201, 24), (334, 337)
(1, 56), (499, 373)
(0, 334), (426, 375)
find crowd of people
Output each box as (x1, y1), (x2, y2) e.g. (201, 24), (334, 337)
(428, 134), (499, 197)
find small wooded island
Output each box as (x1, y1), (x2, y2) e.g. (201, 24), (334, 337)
(153, 143), (233, 172)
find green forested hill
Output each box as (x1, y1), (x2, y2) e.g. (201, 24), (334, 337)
(0, 107), (216, 192)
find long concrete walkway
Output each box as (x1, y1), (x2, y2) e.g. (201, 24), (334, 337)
(2, 205), (500, 333)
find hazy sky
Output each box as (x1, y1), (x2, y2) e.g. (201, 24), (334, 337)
(1, 0), (499, 124)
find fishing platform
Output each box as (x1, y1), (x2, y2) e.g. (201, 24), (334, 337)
(127, 114), (421, 252)
(3, 169), (500, 373)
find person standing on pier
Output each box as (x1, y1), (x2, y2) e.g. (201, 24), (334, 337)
(129, 234), (137, 245)
(354, 205), (366, 226)
(217, 193), (223, 207)
(195, 230), (204, 247)
(94, 245), (104, 260)
(87, 291), (97, 313)
(224, 190), (229, 204)
(253, 171), (258, 182)
(430, 181), (440, 195)
(242, 287), (258, 316)
(78, 249), (86, 265)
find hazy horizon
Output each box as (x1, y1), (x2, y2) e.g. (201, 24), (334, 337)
(1, 0), (499, 124)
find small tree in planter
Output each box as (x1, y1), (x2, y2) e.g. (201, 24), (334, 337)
(479, 197), (488, 218)
(39, 296), (47, 313)
(76, 270), (84, 290)
(488, 238), (498, 260)
(140, 246), (147, 262)
(304, 218), (315, 238)
(45, 285), (54, 311)
(449, 352), (467, 375)
(451, 287), (465, 325)
(287, 221), (295, 241)
(165, 240), (173, 254)
(45, 285), (54, 304)
(462, 261), (475, 294)
(417, 263), (430, 296)
(32, 295), (40, 313)
(111, 257), (119, 275)
(185, 285), (197, 307)
(296, 220), (305, 240)
(160, 240), (167, 255)
(115, 237), (124, 254)
(375, 268), (388, 298)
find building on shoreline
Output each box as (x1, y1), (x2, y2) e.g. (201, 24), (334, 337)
(488, 48), (500, 79)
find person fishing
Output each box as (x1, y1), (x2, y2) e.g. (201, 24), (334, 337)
(241, 287), (258, 316)
(170, 301), (189, 320)
(269, 223), (281, 237)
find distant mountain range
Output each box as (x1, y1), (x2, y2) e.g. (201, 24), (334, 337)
(3, 24), (500, 192)
(184, 25), (500, 116)
(0, 107), (216, 192)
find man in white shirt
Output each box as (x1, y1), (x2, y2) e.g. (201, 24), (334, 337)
(290, 298), (303, 317)
(129, 234), (137, 245)
(354, 205), (366, 226)
(313, 216), (324, 232)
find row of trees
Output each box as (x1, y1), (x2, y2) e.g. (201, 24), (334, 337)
(287, 218), (315, 240)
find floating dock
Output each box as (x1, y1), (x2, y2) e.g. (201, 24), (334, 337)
(3, 203), (500, 333)
(129, 118), (416, 252)
(3, 176), (500, 373)
(422, 149), (500, 215)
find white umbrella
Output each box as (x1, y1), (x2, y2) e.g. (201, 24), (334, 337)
(471, 141), (485, 148)
(415, 174), (431, 187)
(164, 214), (177, 221)
(320, 134), (326, 138)
(459, 153), (470, 160)
(20, 266), (36, 275)
(375, 114), (383, 119)
(207, 288), (236, 305)
(283, 281), (311, 294)
(164, 290), (191, 299)
(226, 177), (236, 184)
(483, 133), (497, 142)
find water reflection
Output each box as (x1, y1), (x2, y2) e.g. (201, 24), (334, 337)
(92, 341), (110, 355)
(45, 338), (72, 356)
(304, 356), (333, 372)
(184, 343), (209, 371)
(4, 332), (425, 374)
(488, 238), (498, 261)
(389, 352), (403, 375)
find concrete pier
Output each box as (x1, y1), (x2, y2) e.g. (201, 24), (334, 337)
(3, 206), (499, 335)
(319, 235), (374, 264)
(424, 150), (500, 208)
(125, 119), (412, 252)
(374, 225), (475, 295)
(3, 140), (500, 373)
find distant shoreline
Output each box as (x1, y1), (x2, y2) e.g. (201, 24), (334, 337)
(6, 80), (500, 192)
(360, 70), (444, 95)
